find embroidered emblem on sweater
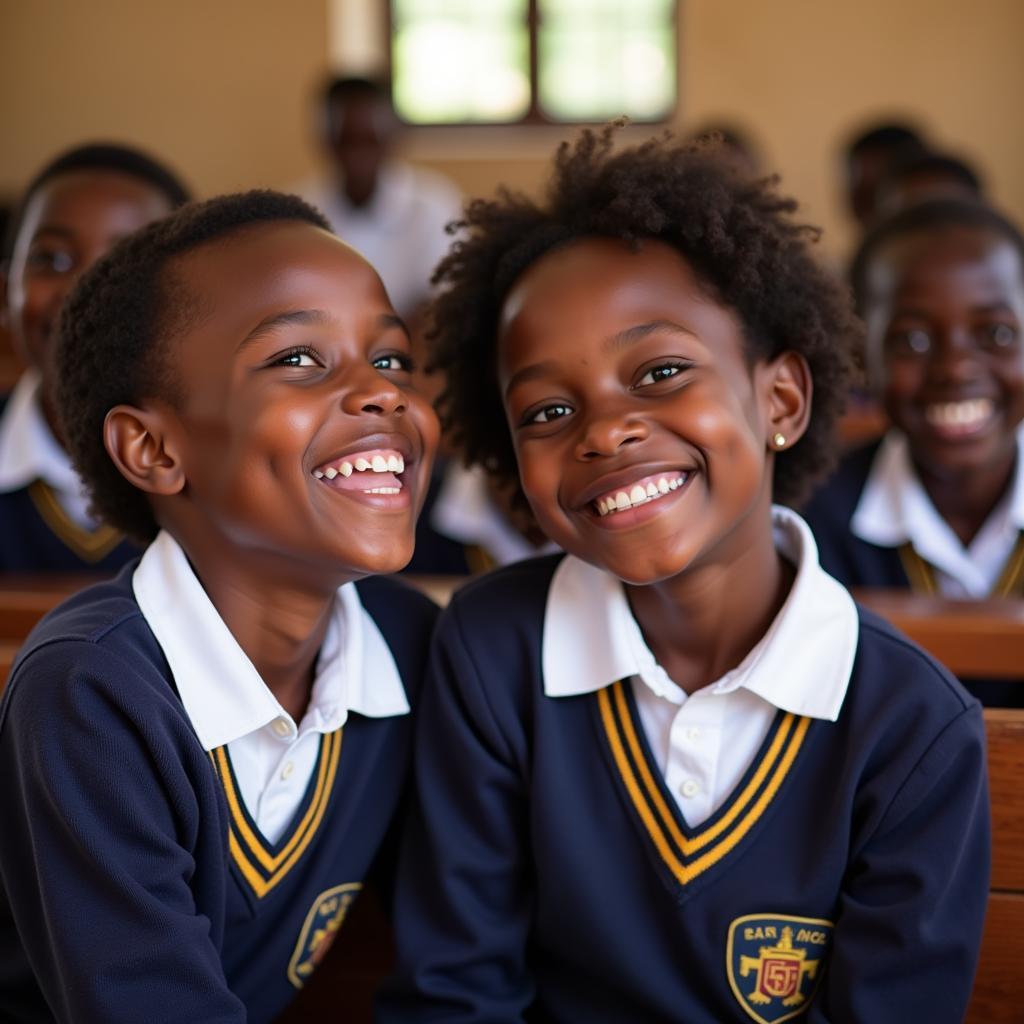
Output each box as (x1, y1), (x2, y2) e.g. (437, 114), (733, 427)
(726, 914), (833, 1023)
(597, 680), (811, 888)
(287, 882), (362, 988)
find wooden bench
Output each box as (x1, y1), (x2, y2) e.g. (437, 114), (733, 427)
(967, 708), (1024, 1023)
(854, 589), (1024, 679)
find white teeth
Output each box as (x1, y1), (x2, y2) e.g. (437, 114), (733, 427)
(925, 398), (993, 429)
(355, 458), (371, 471)
(324, 467), (338, 480)
(595, 475), (688, 517)
(371, 455), (388, 472)
(339, 461), (353, 477)
(363, 487), (400, 494)
(313, 469), (325, 479)
(387, 455), (402, 472)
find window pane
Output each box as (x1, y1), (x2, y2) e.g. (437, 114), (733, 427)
(538, 0), (676, 122)
(392, 0), (530, 124)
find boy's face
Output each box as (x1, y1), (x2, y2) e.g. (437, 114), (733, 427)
(156, 221), (438, 583)
(5, 170), (173, 382)
(864, 226), (1024, 483)
(498, 237), (782, 586)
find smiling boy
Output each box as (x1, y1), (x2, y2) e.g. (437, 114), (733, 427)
(0, 192), (439, 1022)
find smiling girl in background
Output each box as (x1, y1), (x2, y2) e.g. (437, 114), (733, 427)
(379, 131), (990, 1024)
(804, 199), (1024, 705)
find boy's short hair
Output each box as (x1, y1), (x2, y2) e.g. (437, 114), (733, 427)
(2, 142), (192, 263)
(430, 127), (860, 508)
(55, 190), (332, 543)
(850, 197), (1024, 317)
(843, 123), (925, 169)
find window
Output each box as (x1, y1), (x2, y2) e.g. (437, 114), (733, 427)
(390, 0), (678, 126)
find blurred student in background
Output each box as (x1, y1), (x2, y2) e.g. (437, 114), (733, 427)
(0, 144), (190, 571)
(803, 198), (1024, 706)
(842, 121), (927, 231)
(874, 150), (984, 219)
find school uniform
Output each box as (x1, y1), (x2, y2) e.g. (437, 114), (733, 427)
(0, 531), (437, 1024)
(380, 509), (989, 1024)
(0, 372), (140, 571)
(803, 429), (1024, 705)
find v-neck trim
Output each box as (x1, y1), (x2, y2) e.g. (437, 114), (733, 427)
(595, 680), (811, 896)
(209, 730), (344, 899)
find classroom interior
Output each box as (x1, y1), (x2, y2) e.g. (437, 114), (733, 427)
(2, 1), (1024, 1021)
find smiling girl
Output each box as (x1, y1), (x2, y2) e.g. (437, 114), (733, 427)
(379, 132), (990, 1023)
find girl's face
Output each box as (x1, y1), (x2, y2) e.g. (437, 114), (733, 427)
(5, 169), (173, 407)
(497, 237), (807, 586)
(864, 225), (1024, 483)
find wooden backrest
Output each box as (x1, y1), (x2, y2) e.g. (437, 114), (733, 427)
(854, 589), (1024, 679)
(966, 709), (1024, 1023)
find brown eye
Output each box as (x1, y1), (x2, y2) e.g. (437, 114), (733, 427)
(986, 323), (1018, 349)
(525, 403), (573, 425)
(887, 329), (931, 356)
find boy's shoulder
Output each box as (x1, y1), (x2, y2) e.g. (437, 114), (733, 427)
(0, 562), (183, 737)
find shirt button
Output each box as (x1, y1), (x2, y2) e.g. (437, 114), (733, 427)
(281, 761), (295, 780)
(272, 718), (291, 738)
(685, 727), (702, 743)
(680, 779), (700, 798)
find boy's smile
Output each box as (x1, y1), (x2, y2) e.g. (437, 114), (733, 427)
(151, 220), (438, 585)
(865, 225), (1024, 484)
(499, 237), (790, 586)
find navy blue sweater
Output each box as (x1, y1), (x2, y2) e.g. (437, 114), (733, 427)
(381, 556), (990, 1024)
(0, 564), (437, 1023)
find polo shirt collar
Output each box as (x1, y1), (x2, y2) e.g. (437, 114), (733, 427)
(542, 506), (857, 722)
(133, 530), (409, 751)
(851, 427), (1024, 553)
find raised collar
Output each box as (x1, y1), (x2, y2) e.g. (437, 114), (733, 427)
(132, 530), (409, 751)
(541, 506), (857, 722)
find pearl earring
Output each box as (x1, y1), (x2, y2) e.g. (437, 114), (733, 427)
(772, 432), (786, 449)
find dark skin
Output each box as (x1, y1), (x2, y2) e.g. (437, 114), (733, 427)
(105, 222), (439, 720)
(864, 226), (1024, 546)
(2, 170), (174, 442)
(326, 93), (397, 209)
(499, 238), (810, 693)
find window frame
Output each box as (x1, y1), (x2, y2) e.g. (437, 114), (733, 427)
(385, 0), (681, 129)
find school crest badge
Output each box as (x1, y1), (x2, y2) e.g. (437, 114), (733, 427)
(726, 914), (833, 1023)
(287, 882), (362, 988)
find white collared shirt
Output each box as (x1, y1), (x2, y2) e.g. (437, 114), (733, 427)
(431, 462), (559, 568)
(133, 531), (409, 843)
(294, 161), (462, 316)
(0, 370), (95, 528)
(542, 507), (858, 826)
(851, 429), (1024, 598)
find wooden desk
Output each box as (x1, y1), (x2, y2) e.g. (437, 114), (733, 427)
(0, 574), (100, 642)
(854, 589), (1024, 680)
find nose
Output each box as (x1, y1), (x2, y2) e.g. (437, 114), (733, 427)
(574, 408), (649, 461)
(340, 366), (407, 418)
(929, 329), (985, 386)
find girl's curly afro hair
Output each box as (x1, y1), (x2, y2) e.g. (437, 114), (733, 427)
(429, 126), (861, 508)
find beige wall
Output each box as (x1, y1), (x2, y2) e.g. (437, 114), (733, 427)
(3, 0), (1023, 261)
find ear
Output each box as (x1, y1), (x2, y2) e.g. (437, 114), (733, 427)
(104, 402), (186, 497)
(761, 351), (812, 452)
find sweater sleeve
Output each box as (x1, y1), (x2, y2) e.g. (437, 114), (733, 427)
(0, 641), (247, 1024)
(378, 603), (535, 1023)
(808, 703), (990, 1023)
